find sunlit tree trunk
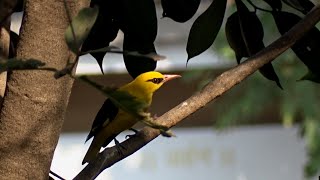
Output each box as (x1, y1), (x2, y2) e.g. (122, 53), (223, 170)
(0, 18), (10, 105)
(0, 0), (88, 179)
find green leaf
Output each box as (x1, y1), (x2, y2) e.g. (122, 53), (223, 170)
(186, 0), (227, 61)
(65, 6), (99, 53)
(282, 0), (314, 14)
(299, 71), (320, 83)
(263, 0), (282, 11)
(161, 0), (201, 23)
(282, 0), (304, 11)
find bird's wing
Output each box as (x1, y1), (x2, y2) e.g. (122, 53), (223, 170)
(85, 98), (119, 142)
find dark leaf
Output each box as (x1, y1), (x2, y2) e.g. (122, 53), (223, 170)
(282, 0), (304, 11)
(297, 0), (314, 14)
(0, 0), (17, 25)
(186, 0), (227, 61)
(115, 0), (157, 44)
(81, 0), (119, 74)
(123, 39), (157, 79)
(273, 11), (320, 80)
(236, 0), (282, 88)
(282, 0), (314, 14)
(299, 71), (320, 83)
(65, 6), (99, 53)
(114, 0), (158, 78)
(259, 63), (283, 89)
(225, 12), (249, 64)
(263, 0), (282, 11)
(9, 30), (19, 58)
(13, 0), (23, 12)
(236, 0), (263, 53)
(161, 0), (201, 23)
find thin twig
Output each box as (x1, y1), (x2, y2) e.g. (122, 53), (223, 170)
(49, 170), (65, 180)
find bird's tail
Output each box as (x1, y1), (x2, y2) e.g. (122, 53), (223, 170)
(82, 139), (101, 165)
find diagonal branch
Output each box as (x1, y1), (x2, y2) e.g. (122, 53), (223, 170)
(74, 5), (320, 180)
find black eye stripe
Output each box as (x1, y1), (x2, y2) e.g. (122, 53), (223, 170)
(147, 78), (164, 84)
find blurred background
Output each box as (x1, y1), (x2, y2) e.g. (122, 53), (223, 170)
(11, 0), (320, 179)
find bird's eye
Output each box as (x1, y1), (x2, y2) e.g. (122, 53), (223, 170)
(152, 78), (159, 84)
(147, 78), (163, 84)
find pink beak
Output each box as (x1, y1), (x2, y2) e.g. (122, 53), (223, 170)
(163, 74), (181, 83)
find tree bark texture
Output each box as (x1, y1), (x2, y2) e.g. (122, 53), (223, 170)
(0, 18), (10, 104)
(0, 0), (88, 179)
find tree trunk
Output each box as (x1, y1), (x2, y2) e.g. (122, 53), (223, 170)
(0, 18), (10, 104)
(0, 0), (88, 179)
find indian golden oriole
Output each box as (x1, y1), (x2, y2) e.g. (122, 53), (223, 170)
(82, 71), (181, 164)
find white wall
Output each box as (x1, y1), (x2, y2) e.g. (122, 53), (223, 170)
(51, 125), (317, 180)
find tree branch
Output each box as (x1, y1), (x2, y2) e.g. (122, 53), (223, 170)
(74, 5), (320, 180)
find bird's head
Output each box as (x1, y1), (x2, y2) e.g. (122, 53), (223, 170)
(132, 71), (181, 93)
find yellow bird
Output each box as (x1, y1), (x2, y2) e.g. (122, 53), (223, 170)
(82, 71), (181, 164)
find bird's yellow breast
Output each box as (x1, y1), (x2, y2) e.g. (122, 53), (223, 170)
(103, 109), (137, 135)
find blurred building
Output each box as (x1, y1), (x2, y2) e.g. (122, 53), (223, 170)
(11, 1), (314, 180)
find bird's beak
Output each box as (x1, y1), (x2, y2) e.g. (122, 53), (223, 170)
(163, 74), (181, 83)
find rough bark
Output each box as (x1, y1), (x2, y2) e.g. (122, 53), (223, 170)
(0, 18), (10, 104)
(0, 0), (88, 179)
